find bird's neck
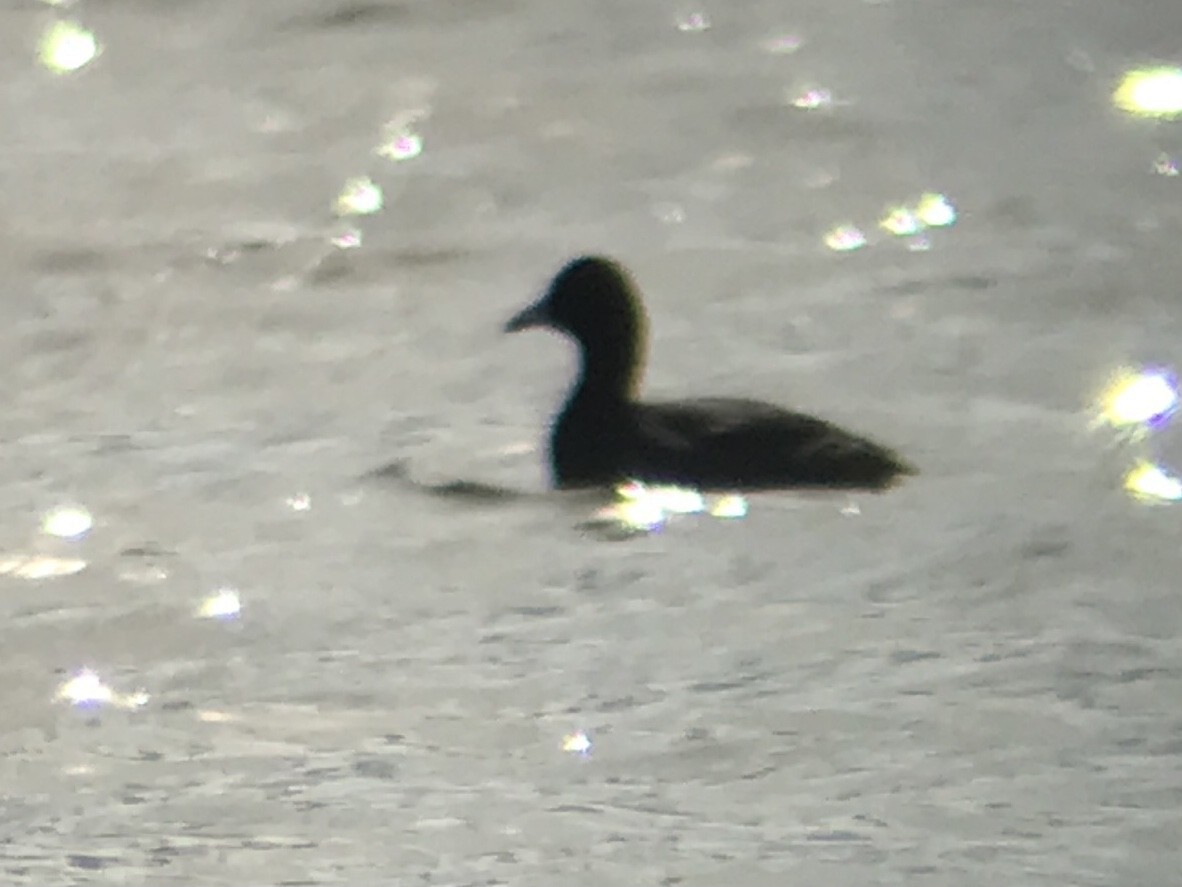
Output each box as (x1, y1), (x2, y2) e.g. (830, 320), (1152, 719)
(569, 335), (643, 408)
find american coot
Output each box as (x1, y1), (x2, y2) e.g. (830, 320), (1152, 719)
(506, 256), (915, 491)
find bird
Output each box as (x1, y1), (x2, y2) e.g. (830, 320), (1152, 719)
(505, 256), (915, 491)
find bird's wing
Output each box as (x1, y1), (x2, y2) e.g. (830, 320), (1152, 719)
(634, 397), (911, 489)
(638, 397), (836, 447)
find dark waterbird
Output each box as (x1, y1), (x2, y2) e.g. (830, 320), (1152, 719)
(505, 256), (915, 492)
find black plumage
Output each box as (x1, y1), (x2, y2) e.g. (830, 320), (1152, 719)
(506, 256), (914, 491)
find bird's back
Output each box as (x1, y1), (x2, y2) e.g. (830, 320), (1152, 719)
(552, 396), (913, 491)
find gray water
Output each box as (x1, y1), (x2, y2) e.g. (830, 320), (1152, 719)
(2, 0), (1182, 884)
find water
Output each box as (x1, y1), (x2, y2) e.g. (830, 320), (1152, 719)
(2, 0), (1181, 883)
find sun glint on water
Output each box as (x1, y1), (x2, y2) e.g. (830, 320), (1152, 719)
(1096, 367), (1178, 431)
(42, 505), (93, 540)
(39, 20), (99, 73)
(1113, 66), (1182, 118)
(334, 177), (384, 216)
(1125, 461), (1182, 503)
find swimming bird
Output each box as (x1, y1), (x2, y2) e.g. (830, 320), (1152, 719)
(505, 256), (914, 491)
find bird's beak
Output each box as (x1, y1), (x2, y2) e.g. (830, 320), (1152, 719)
(504, 297), (549, 333)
